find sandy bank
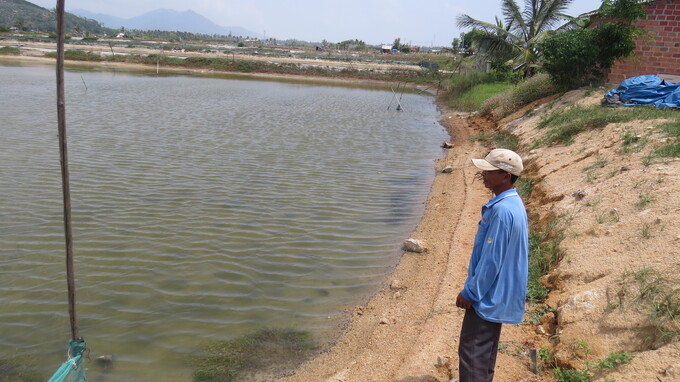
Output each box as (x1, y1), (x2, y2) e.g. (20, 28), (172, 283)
(280, 90), (680, 382)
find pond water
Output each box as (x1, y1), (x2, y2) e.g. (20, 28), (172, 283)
(0, 62), (449, 381)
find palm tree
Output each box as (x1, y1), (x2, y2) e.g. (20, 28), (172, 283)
(457, 0), (576, 77)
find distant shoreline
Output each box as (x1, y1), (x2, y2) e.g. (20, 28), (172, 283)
(0, 37), (444, 92)
(0, 53), (440, 96)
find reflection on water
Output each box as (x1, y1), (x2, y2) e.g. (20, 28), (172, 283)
(0, 63), (448, 381)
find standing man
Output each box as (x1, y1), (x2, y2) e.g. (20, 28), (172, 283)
(456, 148), (529, 382)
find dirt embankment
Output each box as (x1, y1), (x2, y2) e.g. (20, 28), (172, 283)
(507, 90), (680, 381)
(281, 89), (679, 382)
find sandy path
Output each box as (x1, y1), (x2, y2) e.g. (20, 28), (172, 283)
(280, 113), (496, 382)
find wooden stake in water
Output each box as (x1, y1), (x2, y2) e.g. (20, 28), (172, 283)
(390, 85), (405, 112)
(56, 0), (80, 341)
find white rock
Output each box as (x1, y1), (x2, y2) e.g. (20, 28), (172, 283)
(390, 279), (405, 290)
(558, 289), (604, 324)
(403, 238), (427, 253)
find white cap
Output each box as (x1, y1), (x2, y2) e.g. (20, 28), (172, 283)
(471, 148), (523, 176)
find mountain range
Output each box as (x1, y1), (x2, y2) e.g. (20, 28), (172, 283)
(0, 0), (109, 33)
(70, 8), (262, 38)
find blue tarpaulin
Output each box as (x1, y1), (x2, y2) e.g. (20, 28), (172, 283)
(603, 75), (680, 109)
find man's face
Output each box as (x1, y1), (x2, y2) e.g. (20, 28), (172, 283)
(480, 169), (509, 190)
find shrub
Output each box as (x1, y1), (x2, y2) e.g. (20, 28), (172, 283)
(597, 351), (634, 369)
(479, 73), (559, 118)
(540, 23), (636, 89)
(553, 367), (590, 382)
(539, 0), (644, 89)
(45, 50), (102, 61)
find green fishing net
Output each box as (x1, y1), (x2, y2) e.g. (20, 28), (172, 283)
(48, 338), (86, 382)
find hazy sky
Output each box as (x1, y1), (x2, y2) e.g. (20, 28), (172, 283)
(27, 0), (603, 46)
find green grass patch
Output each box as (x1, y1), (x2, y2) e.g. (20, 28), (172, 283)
(0, 46), (21, 55)
(45, 49), (103, 61)
(614, 267), (680, 347)
(597, 351), (634, 369)
(192, 328), (317, 382)
(515, 177), (533, 199)
(654, 140), (680, 158)
(621, 128), (648, 153)
(524, 303), (553, 325)
(651, 120), (680, 159)
(479, 73), (560, 118)
(536, 105), (680, 147)
(449, 82), (515, 112)
(443, 71), (499, 101)
(549, 349), (634, 382)
(469, 130), (519, 151)
(636, 193), (652, 209)
(137, 54), (185, 66)
(553, 367), (590, 382)
(596, 209), (620, 225)
(527, 217), (564, 303)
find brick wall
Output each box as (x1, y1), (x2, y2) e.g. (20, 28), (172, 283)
(606, 0), (680, 85)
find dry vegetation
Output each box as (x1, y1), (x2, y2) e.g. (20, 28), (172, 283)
(492, 89), (680, 381)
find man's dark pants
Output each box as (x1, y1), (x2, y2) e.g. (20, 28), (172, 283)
(458, 308), (503, 382)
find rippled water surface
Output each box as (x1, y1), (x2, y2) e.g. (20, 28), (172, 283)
(0, 63), (448, 380)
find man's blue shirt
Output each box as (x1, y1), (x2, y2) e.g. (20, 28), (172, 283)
(460, 188), (528, 324)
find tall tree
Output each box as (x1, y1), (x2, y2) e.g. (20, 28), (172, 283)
(457, 0), (575, 76)
(392, 37), (401, 51)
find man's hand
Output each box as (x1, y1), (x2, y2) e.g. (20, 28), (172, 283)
(456, 292), (472, 309)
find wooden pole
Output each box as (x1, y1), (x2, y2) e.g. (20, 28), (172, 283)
(56, 0), (80, 341)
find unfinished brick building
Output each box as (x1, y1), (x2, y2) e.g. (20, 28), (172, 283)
(605, 0), (680, 85)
